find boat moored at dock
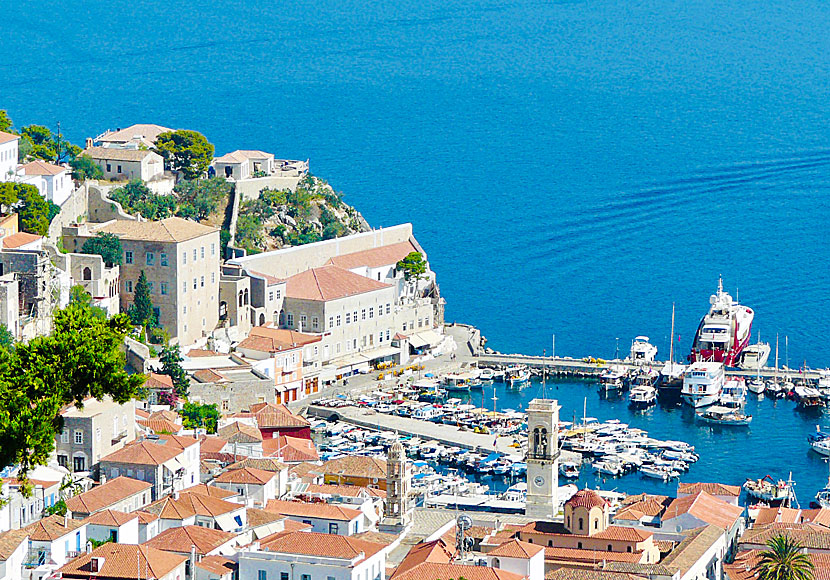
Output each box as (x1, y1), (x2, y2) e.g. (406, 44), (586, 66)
(697, 405), (752, 426)
(626, 336), (658, 365)
(681, 361), (725, 408)
(689, 278), (754, 367)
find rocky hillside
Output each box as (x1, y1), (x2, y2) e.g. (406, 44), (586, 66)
(234, 175), (370, 253)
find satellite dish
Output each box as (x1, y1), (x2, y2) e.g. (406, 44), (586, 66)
(457, 514), (473, 531)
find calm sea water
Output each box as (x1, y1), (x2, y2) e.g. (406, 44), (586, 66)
(3, 0), (830, 496)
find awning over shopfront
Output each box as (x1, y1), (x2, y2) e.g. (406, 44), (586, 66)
(409, 330), (443, 349)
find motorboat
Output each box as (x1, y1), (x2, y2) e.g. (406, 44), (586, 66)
(559, 461), (580, 478)
(626, 336), (658, 365)
(599, 365), (627, 391)
(810, 438), (830, 457)
(593, 459), (624, 477)
(629, 385), (657, 409)
(506, 365), (530, 387)
(688, 277), (754, 367)
(442, 372), (475, 392)
(697, 405), (752, 426)
(641, 465), (679, 480)
(766, 380), (786, 399)
(681, 361), (725, 408)
(719, 377), (747, 408)
(479, 368), (495, 381)
(743, 475), (794, 503)
(738, 342), (771, 370)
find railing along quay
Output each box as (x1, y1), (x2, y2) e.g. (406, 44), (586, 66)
(474, 353), (824, 381)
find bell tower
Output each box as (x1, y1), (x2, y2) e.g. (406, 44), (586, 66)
(525, 398), (560, 520)
(383, 436), (412, 528)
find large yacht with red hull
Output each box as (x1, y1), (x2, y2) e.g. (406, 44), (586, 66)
(688, 278), (754, 367)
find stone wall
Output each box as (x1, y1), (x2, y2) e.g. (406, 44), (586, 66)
(87, 183), (138, 223)
(124, 337), (151, 374)
(47, 183), (90, 243)
(234, 175), (302, 202)
(188, 376), (275, 414)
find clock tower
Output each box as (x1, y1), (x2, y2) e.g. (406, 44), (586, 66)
(525, 398), (560, 520)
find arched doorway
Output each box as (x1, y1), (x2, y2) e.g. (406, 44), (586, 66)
(82, 267), (92, 280)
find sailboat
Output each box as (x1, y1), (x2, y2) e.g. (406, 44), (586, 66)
(747, 333), (765, 395)
(658, 303), (686, 397)
(766, 335), (785, 399)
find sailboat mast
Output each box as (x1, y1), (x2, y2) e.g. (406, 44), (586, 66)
(775, 334), (779, 381)
(669, 303), (675, 365)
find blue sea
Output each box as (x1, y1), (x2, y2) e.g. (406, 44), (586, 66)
(3, 0), (830, 497)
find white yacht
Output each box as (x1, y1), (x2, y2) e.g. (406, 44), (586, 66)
(599, 365), (627, 391)
(681, 361), (725, 408)
(738, 342), (771, 370)
(626, 336), (658, 365)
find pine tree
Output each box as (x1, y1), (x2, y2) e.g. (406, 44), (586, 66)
(128, 271), (155, 328)
(160, 344), (189, 399)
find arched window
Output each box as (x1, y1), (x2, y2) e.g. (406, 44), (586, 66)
(279, 310), (286, 326)
(527, 538), (532, 544)
(577, 542), (583, 549)
(567, 516), (570, 528)
(607, 545), (612, 552)
(244, 288), (249, 305)
(594, 519), (598, 530)
(548, 540), (553, 547)
(82, 267), (92, 280)
(259, 313), (265, 326)
(627, 546), (632, 553)
(238, 292), (243, 307)
(493, 559), (500, 569)
(578, 518), (584, 531)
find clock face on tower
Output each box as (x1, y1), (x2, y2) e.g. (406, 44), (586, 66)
(534, 475), (545, 487)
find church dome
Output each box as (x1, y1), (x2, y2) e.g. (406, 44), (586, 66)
(566, 489), (608, 509)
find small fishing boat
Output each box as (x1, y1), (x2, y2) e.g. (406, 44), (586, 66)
(719, 377), (747, 408)
(697, 405), (752, 426)
(479, 368), (495, 382)
(443, 372), (474, 392)
(744, 475), (794, 503)
(641, 465), (679, 480)
(794, 384), (823, 409)
(747, 378), (765, 395)
(559, 461), (580, 478)
(506, 365), (530, 387)
(600, 366), (627, 391)
(629, 385), (657, 409)
(593, 459), (624, 477)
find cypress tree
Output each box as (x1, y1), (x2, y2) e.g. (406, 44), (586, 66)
(129, 271), (155, 327)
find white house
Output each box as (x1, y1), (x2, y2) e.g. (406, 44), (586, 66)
(0, 131), (18, 181)
(486, 539), (545, 580)
(144, 490), (247, 534)
(19, 160), (73, 206)
(23, 515), (87, 579)
(0, 529), (28, 580)
(84, 509), (140, 544)
(83, 146), (165, 183)
(264, 500), (363, 536)
(239, 531), (388, 580)
(56, 543), (187, 580)
(144, 525), (239, 558)
(212, 467), (279, 507)
(65, 476), (153, 518)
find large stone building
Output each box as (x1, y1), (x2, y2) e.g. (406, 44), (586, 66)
(63, 217), (220, 345)
(56, 397), (136, 476)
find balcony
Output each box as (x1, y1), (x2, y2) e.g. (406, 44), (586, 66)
(111, 430), (128, 445)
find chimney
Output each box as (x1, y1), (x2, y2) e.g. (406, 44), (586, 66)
(86, 541), (93, 554)
(100, 472), (107, 485)
(190, 544), (197, 571)
(173, 490), (180, 500)
(64, 514), (69, 528)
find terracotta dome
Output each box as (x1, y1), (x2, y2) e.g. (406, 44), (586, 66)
(566, 489), (608, 509)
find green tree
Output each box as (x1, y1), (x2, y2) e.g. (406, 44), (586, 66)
(154, 130), (214, 179)
(754, 535), (814, 580)
(180, 402), (220, 433)
(21, 124), (80, 163)
(0, 183), (17, 213)
(69, 155), (103, 181)
(174, 177), (231, 221)
(45, 498), (67, 516)
(69, 285), (107, 319)
(14, 183), (52, 235)
(81, 232), (123, 266)
(0, 110), (14, 133)
(0, 304), (144, 485)
(128, 271), (155, 328)
(0, 325), (14, 348)
(236, 213), (263, 251)
(110, 180), (176, 220)
(159, 345), (189, 398)
(396, 251), (427, 281)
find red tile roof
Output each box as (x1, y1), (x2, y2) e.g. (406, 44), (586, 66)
(24, 515), (85, 541)
(393, 562), (524, 580)
(544, 546), (644, 564)
(302, 483), (386, 498)
(145, 491), (241, 520)
(65, 476), (152, 514)
(179, 483), (237, 499)
(101, 440), (182, 466)
(0, 131), (19, 145)
(265, 499), (362, 521)
(214, 466), (276, 485)
(1, 232), (42, 249)
(678, 482), (741, 497)
(327, 241), (420, 270)
(0, 529), (28, 560)
(138, 418), (183, 434)
(84, 509), (138, 526)
(263, 435), (318, 462)
(238, 326), (321, 353)
(218, 421), (263, 443)
(394, 539), (453, 574)
(145, 525), (237, 555)
(196, 555), (237, 576)
(321, 456), (387, 479)
(145, 372), (174, 390)
(242, 403), (310, 429)
(260, 531), (387, 562)
(727, 550), (830, 580)
(662, 491), (744, 530)
(488, 539), (544, 558)
(286, 265), (391, 302)
(567, 489), (609, 509)
(592, 526), (653, 542)
(20, 159), (65, 176)
(58, 543), (186, 579)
